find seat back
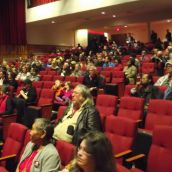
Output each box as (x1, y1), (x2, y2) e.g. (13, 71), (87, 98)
(96, 94), (118, 116)
(105, 116), (137, 154)
(1, 123), (27, 164)
(118, 97), (144, 121)
(100, 71), (112, 83)
(141, 62), (155, 74)
(43, 81), (54, 89)
(147, 126), (172, 172)
(145, 99), (172, 131)
(41, 75), (53, 81)
(56, 140), (75, 166)
(37, 89), (54, 106)
(55, 106), (67, 123)
(124, 84), (135, 96)
(111, 71), (125, 83)
(32, 81), (43, 89)
(65, 76), (77, 82)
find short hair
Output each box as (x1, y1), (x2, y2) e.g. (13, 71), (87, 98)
(34, 118), (54, 145)
(76, 131), (117, 172)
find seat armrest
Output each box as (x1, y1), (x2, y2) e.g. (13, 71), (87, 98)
(115, 149), (132, 158)
(0, 154), (16, 161)
(126, 154), (145, 163)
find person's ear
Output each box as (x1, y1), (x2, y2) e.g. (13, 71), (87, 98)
(40, 130), (46, 139)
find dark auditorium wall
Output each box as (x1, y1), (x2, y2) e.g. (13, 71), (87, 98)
(0, 0), (27, 59)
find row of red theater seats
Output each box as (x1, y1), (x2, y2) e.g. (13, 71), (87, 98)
(94, 94), (172, 133)
(55, 103), (172, 172)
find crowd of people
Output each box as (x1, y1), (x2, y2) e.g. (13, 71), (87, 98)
(0, 34), (172, 171)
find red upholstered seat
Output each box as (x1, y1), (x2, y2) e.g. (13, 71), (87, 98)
(32, 81), (43, 89)
(124, 84), (135, 96)
(141, 62), (155, 74)
(41, 75), (53, 81)
(131, 126), (172, 172)
(105, 116), (137, 156)
(96, 94), (118, 128)
(0, 123), (27, 171)
(65, 76), (77, 82)
(53, 75), (65, 81)
(100, 71), (112, 83)
(55, 106), (67, 123)
(144, 99), (172, 132)
(43, 81), (54, 89)
(47, 70), (57, 75)
(56, 140), (75, 167)
(118, 96), (144, 121)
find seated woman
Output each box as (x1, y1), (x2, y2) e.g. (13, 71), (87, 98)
(61, 131), (117, 172)
(0, 85), (14, 116)
(123, 58), (137, 84)
(16, 118), (61, 172)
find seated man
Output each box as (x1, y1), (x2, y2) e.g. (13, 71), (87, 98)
(131, 74), (162, 109)
(154, 59), (172, 86)
(14, 79), (37, 123)
(53, 84), (102, 145)
(83, 65), (105, 96)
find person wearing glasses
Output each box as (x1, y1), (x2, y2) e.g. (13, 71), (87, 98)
(16, 118), (61, 172)
(60, 131), (117, 172)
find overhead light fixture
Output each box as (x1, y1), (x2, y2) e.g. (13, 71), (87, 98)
(101, 11), (106, 15)
(112, 15), (116, 18)
(124, 25), (128, 28)
(51, 21), (55, 24)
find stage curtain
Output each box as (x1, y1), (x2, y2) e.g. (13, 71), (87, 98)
(0, 0), (26, 45)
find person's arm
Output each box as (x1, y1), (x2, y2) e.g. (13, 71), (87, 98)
(41, 152), (61, 172)
(86, 107), (102, 131)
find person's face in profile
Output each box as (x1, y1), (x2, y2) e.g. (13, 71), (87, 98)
(72, 86), (84, 106)
(30, 122), (45, 144)
(76, 139), (94, 170)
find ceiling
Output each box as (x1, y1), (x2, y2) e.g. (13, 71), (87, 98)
(27, 0), (172, 31)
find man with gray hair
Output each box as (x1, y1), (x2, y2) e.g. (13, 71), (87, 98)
(53, 84), (102, 145)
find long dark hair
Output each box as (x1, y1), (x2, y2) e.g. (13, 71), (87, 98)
(72, 131), (117, 172)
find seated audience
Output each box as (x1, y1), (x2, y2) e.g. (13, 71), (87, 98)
(70, 63), (82, 77)
(53, 84), (102, 145)
(16, 118), (61, 172)
(123, 58), (137, 84)
(154, 59), (172, 86)
(16, 66), (31, 81)
(83, 65), (105, 96)
(131, 74), (162, 109)
(14, 79), (37, 123)
(0, 85), (14, 116)
(61, 131), (117, 172)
